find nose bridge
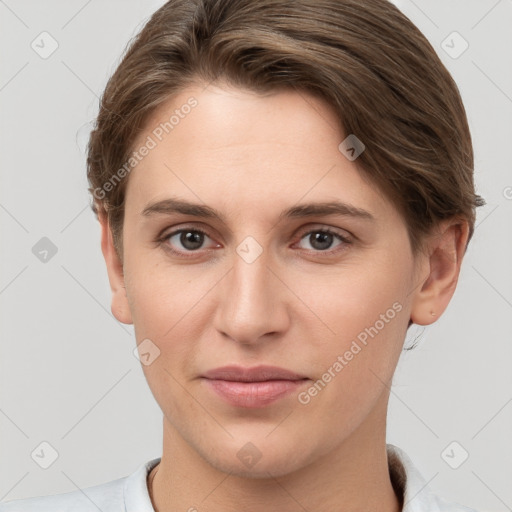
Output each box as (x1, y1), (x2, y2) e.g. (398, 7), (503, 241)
(215, 237), (287, 344)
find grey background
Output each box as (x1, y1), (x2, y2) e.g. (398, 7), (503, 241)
(1, 1), (511, 510)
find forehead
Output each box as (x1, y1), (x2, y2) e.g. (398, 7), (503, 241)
(124, 83), (391, 221)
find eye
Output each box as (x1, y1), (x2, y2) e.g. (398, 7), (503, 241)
(158, 227), (219, 255)
(295, 228), (350, 253)
(157, 225), (352, 258)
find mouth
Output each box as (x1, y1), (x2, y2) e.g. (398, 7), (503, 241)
(200, 365), (310, 408)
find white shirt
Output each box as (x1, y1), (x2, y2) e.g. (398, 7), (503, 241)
(0, 444), (478, 511)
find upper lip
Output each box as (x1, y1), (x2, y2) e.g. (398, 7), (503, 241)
(201, 365), (307, 382)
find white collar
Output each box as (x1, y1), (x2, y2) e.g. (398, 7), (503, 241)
(123, 444), (477, 512)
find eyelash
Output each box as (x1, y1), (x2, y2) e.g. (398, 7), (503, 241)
(156, 225), (352, 259)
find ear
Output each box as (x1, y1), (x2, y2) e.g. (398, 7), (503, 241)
(98, 209), (133, 325)
(410, 219), (469, 326)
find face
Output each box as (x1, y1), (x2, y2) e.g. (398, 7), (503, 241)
(108, 82), (424, 477)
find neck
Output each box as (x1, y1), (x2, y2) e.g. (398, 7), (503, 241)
(149, 399), (401, 512)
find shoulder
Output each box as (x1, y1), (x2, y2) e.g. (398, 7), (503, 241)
(433, 495), (480, 512)
(0, 475), (126, 512)
(386, 444), (480, 512)
(0, 457), (161, 512)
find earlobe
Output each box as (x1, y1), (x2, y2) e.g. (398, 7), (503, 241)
(98, 210), (133, 325)
(410, 220), (469, 326)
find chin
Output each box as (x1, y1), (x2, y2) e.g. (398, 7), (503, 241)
(209, 450), (306, 479)
(195, 432), (318, 479)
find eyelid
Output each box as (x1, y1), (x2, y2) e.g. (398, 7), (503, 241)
(295, 223), (353, 242)
(157, 221), (214, 239)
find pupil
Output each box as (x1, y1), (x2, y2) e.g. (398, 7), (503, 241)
(182, 231), (203, 250)
(311, 232), (332, 250)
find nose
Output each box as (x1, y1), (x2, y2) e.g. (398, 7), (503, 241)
(213, 245), (290, 346)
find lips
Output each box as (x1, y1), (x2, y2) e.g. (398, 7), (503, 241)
(200, 365), (310, 408)
(201, 365), (307, 382)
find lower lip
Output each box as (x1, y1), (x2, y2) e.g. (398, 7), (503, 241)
(202, 378), (309, 408)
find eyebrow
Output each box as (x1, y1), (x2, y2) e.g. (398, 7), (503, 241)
(141, 197), (375, 222)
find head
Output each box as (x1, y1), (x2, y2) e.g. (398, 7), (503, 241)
(88, 0), (484, 477)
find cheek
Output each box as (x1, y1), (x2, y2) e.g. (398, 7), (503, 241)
(125, 259), (203, 424)
(125, 252), (200, 337)
(299, 252), (411, 349)
(294, 251), (412, 401)
(123, 258), (204, 408)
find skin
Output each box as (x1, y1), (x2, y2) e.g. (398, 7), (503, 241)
(99, 82), (469, 512)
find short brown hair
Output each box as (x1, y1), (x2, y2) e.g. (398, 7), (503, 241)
(87, 0), (485, 262)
